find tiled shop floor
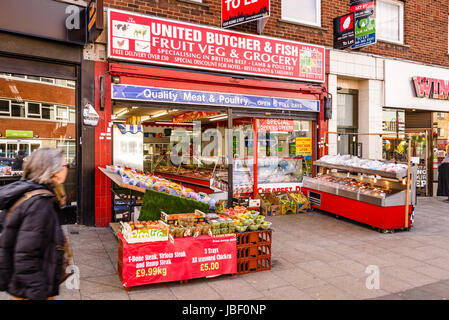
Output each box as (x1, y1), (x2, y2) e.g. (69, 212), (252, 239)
(2, 196), (449, 300)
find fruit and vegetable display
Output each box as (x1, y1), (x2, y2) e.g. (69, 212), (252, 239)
(231, 210), (272, 232)
(161, 210), (206, 224)
(168, 222), (212, 238)
(121, 220), (169, 243)
(278, 198), (295, 206)
(289, 191), (308, 204)
(106, 165), (216, 209)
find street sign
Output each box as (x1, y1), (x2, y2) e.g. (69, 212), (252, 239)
(333, 12), (355, 49)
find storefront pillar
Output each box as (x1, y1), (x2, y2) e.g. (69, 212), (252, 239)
(93, 60), (113, 227)
(358, 79), (383, 160)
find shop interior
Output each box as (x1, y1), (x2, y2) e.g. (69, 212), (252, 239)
(111, 103), (314, 200)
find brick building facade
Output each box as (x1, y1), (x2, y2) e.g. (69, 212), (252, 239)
(81, 0), (449, 226)
(101, 0), (449, 68)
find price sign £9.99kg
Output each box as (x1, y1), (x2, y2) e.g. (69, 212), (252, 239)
(118, 233), (237, 288)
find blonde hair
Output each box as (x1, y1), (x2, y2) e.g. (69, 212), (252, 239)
(22, 148), (65, 185)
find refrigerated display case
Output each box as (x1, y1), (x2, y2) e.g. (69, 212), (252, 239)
(302, 156), (417, 232)
(154, 154), (228, 193)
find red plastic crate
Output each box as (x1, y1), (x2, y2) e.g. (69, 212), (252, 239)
(236, 256), (271, 275)
(236, 230), (272, 246)
(237, 244), (271, 259)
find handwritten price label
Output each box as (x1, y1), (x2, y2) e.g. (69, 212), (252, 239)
(200, 262), (220, 272)
(136, 267), (167, 278)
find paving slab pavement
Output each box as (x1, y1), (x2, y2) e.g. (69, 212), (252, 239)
(1, 196), (449, 300)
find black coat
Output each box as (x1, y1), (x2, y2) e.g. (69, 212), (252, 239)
(437, 163), (449, 197)
(0, 180), (65, 300)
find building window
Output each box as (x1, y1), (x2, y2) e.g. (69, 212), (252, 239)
(11, 102), (25, 118)
(27, 102), (41, 119)
(41, 104), (55, 120)
(376, 0), (404, 44)
(56, 105), (69, 121)
(281, 0), (321, 27)
(0, 99), (10, 115)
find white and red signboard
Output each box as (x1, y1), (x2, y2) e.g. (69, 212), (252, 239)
(118, 233), (237, 287)
(259, 119), (294, 132)
(222, 0), (270, 28)
(108, 9), (325, 83)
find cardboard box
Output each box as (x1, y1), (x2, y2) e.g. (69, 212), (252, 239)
(255, 193), (281, 216)
(232, 196), (250, 208)
(215, 200), (227, 214)
(273, 191), (296, 215)
(288, 191), (312, 213)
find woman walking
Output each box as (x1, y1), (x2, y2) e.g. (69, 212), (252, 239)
(0, 148), (69, 300)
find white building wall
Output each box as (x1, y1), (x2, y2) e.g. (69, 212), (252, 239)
(328, 50), (384, 159)
(358, 79), (383, 159)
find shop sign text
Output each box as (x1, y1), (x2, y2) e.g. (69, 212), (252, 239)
(412, 76), (449, 100)
(112, 84), (320, 112)
(108, 9), (325, 82)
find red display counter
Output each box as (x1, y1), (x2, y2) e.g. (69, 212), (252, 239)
(302, 187), (414, 232)
(301, 158), (418, 233)
(117, 233), (237, 289)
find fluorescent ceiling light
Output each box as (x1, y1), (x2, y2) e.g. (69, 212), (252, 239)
(151, 111), (168, 118)
(155, 121), (194, 126)
(115, 108), (129, 117)
(208, 114), (226, 119)
(209, 115), (228, 122)
(141, 116), (151, 121)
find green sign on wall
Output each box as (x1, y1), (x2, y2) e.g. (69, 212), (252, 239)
(5, 130), (34, 138)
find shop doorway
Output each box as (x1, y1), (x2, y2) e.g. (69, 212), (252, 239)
(110, 103), (316, 222)
(337, 90), (358, 156)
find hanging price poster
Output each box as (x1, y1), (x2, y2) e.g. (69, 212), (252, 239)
(108, 8), (325, 83)
(295, 137), (312, 155)
(118, 233), (237, 288)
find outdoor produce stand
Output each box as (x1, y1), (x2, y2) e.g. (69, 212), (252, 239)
(117, 232), (237, 290)
(99, 165), (273, 290)
(302, 137), (418, 232)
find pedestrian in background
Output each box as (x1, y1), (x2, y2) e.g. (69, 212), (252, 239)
(11, 150), (25, 171)
(0, 148), (71, 300)
(437, 154), (449, 203)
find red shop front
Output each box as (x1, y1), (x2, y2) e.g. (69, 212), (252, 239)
(92, 9), (330, 227)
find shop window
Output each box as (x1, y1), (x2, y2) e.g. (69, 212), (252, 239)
(281, 0), (321, 27)
(382, 108), (406, 162)
(376, 0), (404, 44)
(27, 102), (41, 119)
(0, 143), (5, 157)
(0, 72), (77, 206)
(0, 99), (10, 115)
(11, 102), (25, 118)
(256, 119), (313, 189)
